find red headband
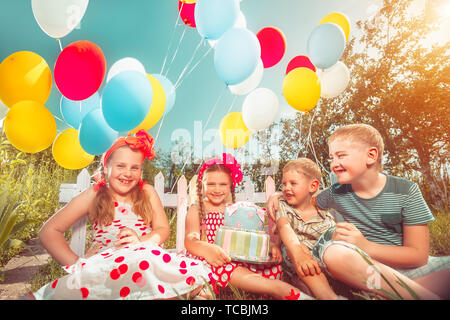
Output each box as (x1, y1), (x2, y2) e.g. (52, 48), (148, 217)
(102, 130), (155, 167)
(198, 153), (243, 189)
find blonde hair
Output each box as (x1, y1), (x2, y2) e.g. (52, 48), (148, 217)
(88, 146), (153, 227)
(328, 124), (384, 169)
(283, 158), (322, 182)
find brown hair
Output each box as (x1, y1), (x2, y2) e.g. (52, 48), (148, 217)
(88, 146), (153, 227)
(328, 124), (384, 170)
(196, 164), (235, 224)
(283, 158), (322, 182)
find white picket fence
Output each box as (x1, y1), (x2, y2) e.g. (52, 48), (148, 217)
(59, 169), (276, 257)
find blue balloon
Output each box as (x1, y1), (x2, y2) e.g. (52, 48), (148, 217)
(214, 28), (261, 85)
(79, 109), (118, 155)
(60, 92), (100, 129)
(101, 70), (153, 132)
(151, 74), (176, 115)
(195, 0), (239, 40)
(307, 23), (346, 69)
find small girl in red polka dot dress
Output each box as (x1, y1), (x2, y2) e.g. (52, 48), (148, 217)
(34, 130), (209, 300)
(184, 153), (312, 300)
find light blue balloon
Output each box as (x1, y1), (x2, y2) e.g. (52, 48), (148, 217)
(101, 70), (153, 132)
(79, 109), (119, 155)
(60, 92), (100, 129)
(195, 0), (239, 40)
(151, 74), (176, 115)
(214, 28), (261, 85)
(307, 23), (346, 69)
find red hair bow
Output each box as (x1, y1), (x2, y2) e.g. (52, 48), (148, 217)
(198, 153), (243, 189)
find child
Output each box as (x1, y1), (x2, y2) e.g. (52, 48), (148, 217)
(268, 124), (449, 299)
(184, 153), (312, 300)
(34, 130), (209, 300)
(276, 158), (345, 300)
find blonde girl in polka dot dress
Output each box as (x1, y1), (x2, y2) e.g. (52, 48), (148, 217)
(184, 154), (312, 300)
(34, 131), (209, 300)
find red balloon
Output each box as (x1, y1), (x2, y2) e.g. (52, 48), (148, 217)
(286, 55), (316, 74)
(256, 27), (286, 68)
(54, 40), (106, 101)
(178, 1), (196, 28)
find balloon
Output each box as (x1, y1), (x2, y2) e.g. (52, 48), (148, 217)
(317, 61), (350, 98)
(286, 55), (316, 74)
(129, 74), (166, 133)
(0, 51), (52, 108)
(256, 27), (286, 68)
(242, 88), (279, 131)
(54, 40), (106, 101)
(194, 0), (239, 40)
(152, 74), (176, 115)
(214, 28), (261, 85)
(307, 23), (346, 69)
(319, 12), (351, 41)
(4, 100), (56, 153)
(0, 99), (7, 120)
(102, 71), (153, 132)
(79, 108), (118, 155)
(106, 57), (146, 83)
(180, 0), (196, 3)
(208, 10), (247, 48)
(52, 128), (94, 169)
(282, 67), (321, 113)
(228, 59), (263, 96)
(31, 0), (89, 39)
(179, 1), (196, 28)
(219, 112), (251, 149)
(60, 92), (100, 129)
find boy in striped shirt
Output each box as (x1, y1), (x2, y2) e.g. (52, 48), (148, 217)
(269, 124), (449, 299)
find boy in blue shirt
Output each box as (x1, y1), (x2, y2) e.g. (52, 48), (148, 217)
(269, 124), (449, 299)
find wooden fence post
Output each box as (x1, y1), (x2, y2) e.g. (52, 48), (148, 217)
(176, 176), (187, 253)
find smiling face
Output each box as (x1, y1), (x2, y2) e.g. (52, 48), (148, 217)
(328, 138), (376, 185)
(202, 170), (232, 206)
(281, 169), (318, 209)
(104, 146), (143, 197)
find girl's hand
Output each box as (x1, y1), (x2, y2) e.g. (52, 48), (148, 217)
(269, 241), (282, 263)
(204, 244), (231, 268)
(114, 227), (141, 250)
(84, 242), (102, 258)
(332, 222), (369, 250)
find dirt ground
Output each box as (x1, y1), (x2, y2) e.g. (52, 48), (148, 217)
(0, 238), (50, 300)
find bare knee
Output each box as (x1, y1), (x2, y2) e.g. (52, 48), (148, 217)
(322, 244), (360, 271)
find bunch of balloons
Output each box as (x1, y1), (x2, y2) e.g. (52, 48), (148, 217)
(283, 12), (351, 113)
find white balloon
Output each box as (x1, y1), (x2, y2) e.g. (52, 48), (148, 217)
(242, 88), (279, 131)
(106, 58), (146, 83)
(31, 0), (89, 39)
(317, 61), (350, 99)
(208, 11), (247, 48)
(229, 59), (263, 96)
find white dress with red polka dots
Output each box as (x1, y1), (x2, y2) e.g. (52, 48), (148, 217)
(33, 202), (210, 300)
(188, 211), (283, 291)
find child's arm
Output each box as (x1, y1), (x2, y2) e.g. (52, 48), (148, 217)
(266, 192), (283, 223)
(333, 222), (429, 268)
(184, 204), (231, 267)
(39, 187), (96, 266)
(277, 217), (321, 277)
(140, 184), (170, 245)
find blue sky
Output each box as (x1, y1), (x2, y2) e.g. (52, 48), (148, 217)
(0, 0), (383, 164)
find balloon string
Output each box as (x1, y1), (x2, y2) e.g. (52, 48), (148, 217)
(164, 26), (187, 77)
(173, 37), (205, 89)
(175, 45), (213, 90)
(160, 1), (184, 75)
(57, 39), (63, 52)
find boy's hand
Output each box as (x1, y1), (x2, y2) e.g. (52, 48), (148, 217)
(269, 241), (282, 263)
(333, 222), (369, 250)
(293, 251), (321, 277)
(204, 244), (231, 268)
(267, 192), (283, 222)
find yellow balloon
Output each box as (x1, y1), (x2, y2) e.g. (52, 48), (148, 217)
(319, 12), (351, 41)
(219, 112), (251, 149)
(0, 51), (52, 108)
(283, 67), (321, 113)
(180, 0), (196, 3)
(52, 128), (94, 170)
(4, 100), (56, 153)
(129, 74), (166, 134)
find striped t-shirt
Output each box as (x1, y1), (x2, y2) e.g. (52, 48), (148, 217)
(315, 174), (435, 246)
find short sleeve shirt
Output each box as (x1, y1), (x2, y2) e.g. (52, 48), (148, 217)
(315, 174), (435, 246)
(276, 198), (336, 251)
